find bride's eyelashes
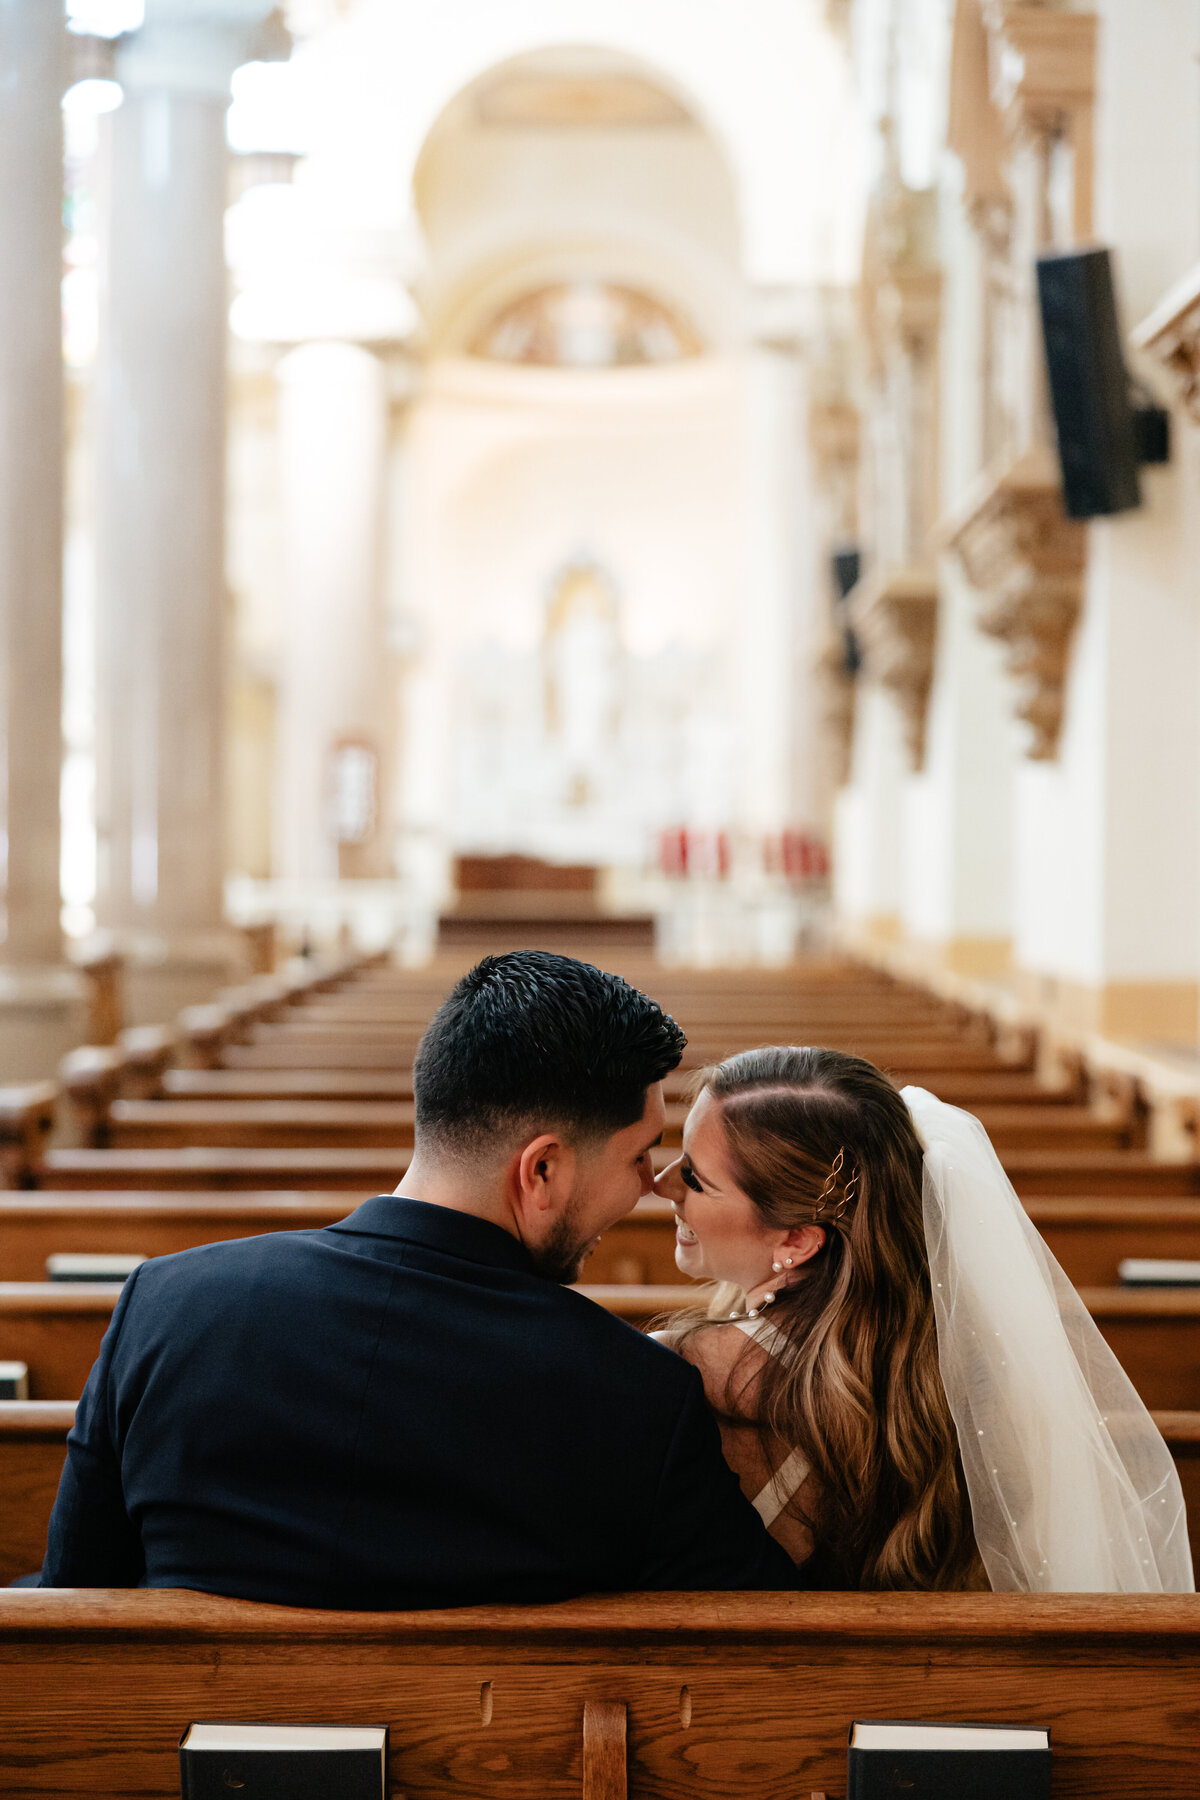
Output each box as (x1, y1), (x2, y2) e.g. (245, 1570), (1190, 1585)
(680, 1160), (703, 1193)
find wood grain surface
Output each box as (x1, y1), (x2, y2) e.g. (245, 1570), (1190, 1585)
(1, 1591), (1199, 1800)
(583, 1700), (627, 1800)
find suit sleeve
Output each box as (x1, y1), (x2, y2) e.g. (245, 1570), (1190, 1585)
(40, 1269), (145, 1587)
(637, 1365), (803, 1590)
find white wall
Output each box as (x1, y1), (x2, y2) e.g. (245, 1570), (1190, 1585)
(1010, 0), (1200, 1001)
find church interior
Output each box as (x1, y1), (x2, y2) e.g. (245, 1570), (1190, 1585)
(3, 0), (1200, 1788)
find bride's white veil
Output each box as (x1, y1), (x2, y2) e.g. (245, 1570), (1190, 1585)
(903, 1085), (1194, 1593)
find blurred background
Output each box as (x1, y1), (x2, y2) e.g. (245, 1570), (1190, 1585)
(3, 0), (1200, 1074)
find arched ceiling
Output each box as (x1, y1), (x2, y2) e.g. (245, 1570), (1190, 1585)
(284, 0), (864, 290)
(413, 46), (740, 355)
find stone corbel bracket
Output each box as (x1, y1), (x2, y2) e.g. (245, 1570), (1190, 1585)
(1130, 261), (1200, 423)
(985, 4), (1097, 239)
(948, 447), (1086, 760)
(849, 568), (939, 770)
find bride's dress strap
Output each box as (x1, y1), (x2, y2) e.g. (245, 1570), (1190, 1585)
(731, 1317), (810, 1524)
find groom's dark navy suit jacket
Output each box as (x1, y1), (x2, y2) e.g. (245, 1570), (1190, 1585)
(41, 1195), (796, 1606)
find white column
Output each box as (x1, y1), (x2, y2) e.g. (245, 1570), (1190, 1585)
(0, 3), (89, 1076)
(274, 341), (390, 884)
(93, 4), (273, 1023)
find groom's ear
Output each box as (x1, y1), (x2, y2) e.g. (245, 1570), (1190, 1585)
(513, 1131), (577, 1217)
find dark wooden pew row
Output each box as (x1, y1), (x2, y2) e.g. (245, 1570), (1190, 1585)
(15, 1144), (1189, 1198)
(586, 1196), (1200, 1289)
(247, 1022), (989, 1060)
(0, 1068), (1187, 1197)
(2, 1279), (1197, 1407)
(1003, 1153), (1200, 1198)
(0, 1194), (351, 1279)
(81, 1098), (1134, 1156)
(2, 1588), (1199, 1800)
(21, 1148), (410, 1191)
(8, 1126), (1197, 1199)
(158, 1066), (1086, 1107)
(220, 1036), (1040, 1078)
(289, 998), (968, 1032)
(5, 1403), (1198, 1589)
(5, 1191), (1198, 1292)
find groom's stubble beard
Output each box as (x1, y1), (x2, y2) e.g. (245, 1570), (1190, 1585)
(529, 1194), (594, 1286)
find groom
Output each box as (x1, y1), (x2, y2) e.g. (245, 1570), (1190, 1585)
(41, 951), (797, 1605)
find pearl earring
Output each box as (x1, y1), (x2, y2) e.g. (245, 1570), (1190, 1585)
(771, 1260), (783, 1273)
(784, 1257), (794, 1268)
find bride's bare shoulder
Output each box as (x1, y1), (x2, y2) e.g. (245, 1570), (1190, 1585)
(672, 1322), (768, 1420)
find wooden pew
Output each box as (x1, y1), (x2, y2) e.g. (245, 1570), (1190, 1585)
(3, 1279), (1197, 1407)
(588, 1197), (1200, 1289)
(0, 1194), (352, 1280)
(2, 1589), (1199, 1800)
(220, 1037), (1038, 1079)
(5, 1405), (1197, 1589)
(21, 1148), (410, 1191)
(76, 1097), (1132, 1157)
(6, 1191), (1198, 1294)
(12, 1133), (1200, 1204)
(0, 1402), (74, 1585)
(0, 1283), (126, 1399)
(159, 1065), (1085, 1108)
(1006, 1154), (1200, 1198)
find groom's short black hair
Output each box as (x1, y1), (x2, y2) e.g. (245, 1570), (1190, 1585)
(414, 950), (686, 1157)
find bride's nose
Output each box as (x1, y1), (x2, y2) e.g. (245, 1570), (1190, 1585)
(653, 1156), (685, 1202)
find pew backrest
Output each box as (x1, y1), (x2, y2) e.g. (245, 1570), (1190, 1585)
(2, 1590), (1199, 1800)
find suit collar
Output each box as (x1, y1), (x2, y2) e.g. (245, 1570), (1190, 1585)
(328, 1194), (536, 1275)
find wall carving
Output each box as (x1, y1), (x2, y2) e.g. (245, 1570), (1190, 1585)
(1131, 262), (1200, 423)
(949, 447), (1086, 761)
(850, 568), (939, 769)
(471, 281), (701, 368)
(945, 0), (1096, 759)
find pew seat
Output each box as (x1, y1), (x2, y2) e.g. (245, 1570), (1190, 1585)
(2, 1589), (1199, 1800)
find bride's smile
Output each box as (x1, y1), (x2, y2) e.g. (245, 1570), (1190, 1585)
(654, 1088), (823, 1299)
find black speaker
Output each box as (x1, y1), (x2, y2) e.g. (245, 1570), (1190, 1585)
(832, 546), (861, 601)
(1036, 247), (1141, 519)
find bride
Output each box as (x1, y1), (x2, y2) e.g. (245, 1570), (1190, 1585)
(651, 1045), (1194, 1593)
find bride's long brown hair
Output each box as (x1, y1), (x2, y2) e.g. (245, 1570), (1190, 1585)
(675, 1046), (982, 1591)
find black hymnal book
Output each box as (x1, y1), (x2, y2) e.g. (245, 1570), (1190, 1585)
(46, 1253), (145, 1283)
(848, 1720), (1051, 1800)
(1119, 1257), (1200, 1287)
(179, 1723), (387, 1800)
(0, 1361), (29, 1400)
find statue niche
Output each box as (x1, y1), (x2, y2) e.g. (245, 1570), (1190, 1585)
(542, 558), (623, 809)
